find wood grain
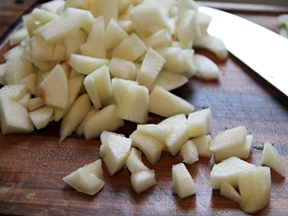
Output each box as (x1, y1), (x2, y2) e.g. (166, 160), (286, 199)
(0, 1), (288, 215)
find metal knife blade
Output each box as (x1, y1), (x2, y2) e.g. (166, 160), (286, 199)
(198, 6), (288, 96)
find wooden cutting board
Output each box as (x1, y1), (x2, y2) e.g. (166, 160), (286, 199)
(0, 1), (288, 215)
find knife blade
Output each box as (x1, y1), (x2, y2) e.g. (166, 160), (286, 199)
(198, 6), (288, 97)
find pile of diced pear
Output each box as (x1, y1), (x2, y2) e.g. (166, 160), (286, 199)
(0, 0), (285, 214)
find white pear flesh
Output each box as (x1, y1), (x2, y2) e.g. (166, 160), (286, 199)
(59, 94), (91, 143)
(153, 70), (188, 91)
(84, 104), (125, 140)
(35, 7), (93, 43)
(63, 159), (104, 196)
(238, 166), (271, 214)
(75, 107), (99, 136)
(129, 130), (163, 165)
(29, 106), (54, 130)
(149, 85), (195, 117)
(181, 140), (199, 164)
(172, 163), (197, 199)
(108, 57), (136, 81)
(190, 135), (212, 158)
(37, 64), (68, 109)
(210, 156), (256, 189)
(220, 181), (241, 204)
(194, 54), (221, 80)
(105, 18), (128, 50)
(165, 125), (189, 156)
(126, 147), (150, 174)
(187, 108), (211, 138)
(5, 59), (33, 85)
(131, 170), (156, 194)
(262, 142), (285, 177)
(99, 131), (132, 176)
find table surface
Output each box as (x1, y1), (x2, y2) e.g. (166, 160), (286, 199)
(0, 1), (288, 215)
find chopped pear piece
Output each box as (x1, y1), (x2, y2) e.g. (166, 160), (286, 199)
(28, 98), (45, 111)
(108, 57), (136, 80)
(99, 131), (132, 176)
(172, 163), (197, 199)
(68, 54), (109, 75)
(0, 83), (27, 101)
(149, 85), (195, 117)
(129, 130), (163, 165)
(165, 125), (189, 156)
(117, 84), (149, 124)
(105, 18), (128, 50)
(136, 47), (166, 91)
(181, 140), (199, 164)
(31, 8), (58, 24)
(111, 78), (138, 104)
(19, 73), (36, 95)
(210, 126), (247, 162)
(112, 33), (147, 61)
(238, 167), (271, 214)
(210, 156), (256, 189)
(0, 94), (34, 134)
(194, 54), (221, 80)
(137, 124), (172, 143)
(76, 107), (99, 136)
(17, 93), (31, 109)
(84, 104), (125, 140)
(37, 64), (68, 109)
(131, 170), (156, 194)
(153, 70), (188, 91)
(63, 159), (104, 196)
(126, 147), (150, 174)
(262, 142), (285, 177)
(9, 26), (28, 46)
(4, 45), (25, 61)
(59, 94), (91, 143)
(64, 29), (87, 58)
(80, 16), (106, 58)
(190, 135), (211, 157)
(5, 59), (33, 85)
(220, 181), (241, 204)
(35, 7), (93, 43)
(193, 34), (228, 60)
(142, 29), (172, 49)
(0, 63), (6, 85)
(187, 108), (211, 138)
(29, 106), (54, 130)
(158, 113), (187, 125)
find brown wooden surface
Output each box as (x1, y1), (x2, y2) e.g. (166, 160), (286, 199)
(0, 1), (288, 215)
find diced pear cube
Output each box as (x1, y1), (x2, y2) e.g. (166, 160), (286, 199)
(177, 0), (198, 25)
(76, 107), (99, 136)
(111, 78), (139, 104)
(117, 84), (149, 124)
(126, 147), (150, 174)
(0, 83), (27, 101)
(35, 8), (93, 43)
(63, 0), (90, 11)
(63, 159), (104, 195)
(5, 59), (33, 85)
(210, 126), (247, 162)
(17, 93), (31, 109)
(91, 0), (118, 28)
(84, 104), (125, 140)
(262, 142), (285, 177)
(210, 156), (256, 189)
(28, 97), (45, 111)
(194, 54), (221, 80)
(68, 54), (109, 75)
(105, 18), (128, 50)
(9, 27), (28, 46)
(83, 72), (101, 109)
(181, 140), (199, 164)
(41, 0), (65, 14)
(20, 73), (36, 95)
(0, 94), (34, 134)
(129, 3), (168, 37)
(37, 64), (68, 109)
(108, 57), (136, 80)
(149, 85), (195, 117)
(153, 70), (188, 91)
(129, 130), (163, 165)
(52, 42), (66, 61)
(99, 131), (132, 175)
(31, 8), (58, 25)
(220, 181), (241, 204)
(80, 16), (106, 59)
(157, 47), (188, 74)
(117, 0), (130, 15)
(193, 34), (228, 60)
(158, 113), (187, 125)
(187, 108), (211, 138)
(59, 94), (91, 143)
(131, 170), (156, 194)
(136, 47), (166, 91)
(64, 29), (87, 58)
(165, 124), (189, 156)
(172, 163), (197, 199)
(142, 29), (172, 49)
(190, 135), (212, 157)
(117, 19), (134, 33)
(29, 106), (54, 130)
(137, 124), (172, 143)
(4, 45), (25, 61)
(197, 11), (212, 34)
(238, 166), (271, 214)
(112, 33), (147, 62)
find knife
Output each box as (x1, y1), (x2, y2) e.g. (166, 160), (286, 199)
(198, 6), (288, 97)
